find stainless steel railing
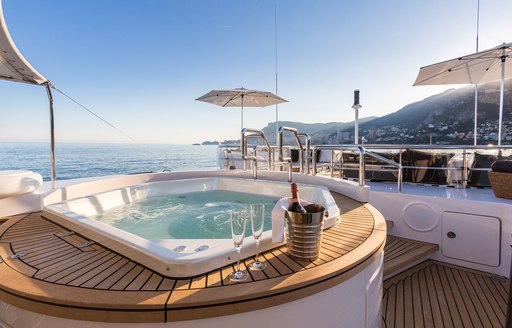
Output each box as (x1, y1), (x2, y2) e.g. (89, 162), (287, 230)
(241, 128), (272, 179)
(312, 145), (403, 192)
(312, 144), (512, 190)
(232, 128), (512, 192)
(297, 133), (311, 174)
(278, 127), (309, 181)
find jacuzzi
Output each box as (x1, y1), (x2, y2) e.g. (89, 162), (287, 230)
(43, 177), (339, 277)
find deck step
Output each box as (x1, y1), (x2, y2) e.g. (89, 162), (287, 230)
(383, 235), (438, 276)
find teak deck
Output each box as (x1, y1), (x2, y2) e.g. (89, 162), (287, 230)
(383, 260), (509, 328)
(0, 192), (386, 323)
(384, 235), (439, 277)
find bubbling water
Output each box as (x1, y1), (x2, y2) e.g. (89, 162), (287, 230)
(91, 190), (277, 239)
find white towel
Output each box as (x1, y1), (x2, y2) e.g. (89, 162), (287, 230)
(271, 197), (311, 243)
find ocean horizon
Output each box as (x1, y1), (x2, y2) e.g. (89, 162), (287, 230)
(0, 142), (219, 181)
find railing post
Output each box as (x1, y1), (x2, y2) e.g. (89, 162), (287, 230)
(278, 127), (293, 182)
(241, 129), (247, 171)
(330, 150), (334, 178)
(240, 128), (273, 179)
(312, 146), (317, 176)
(252, 155), (257, 179)
(267, 147), (272, 171)
(278, 127), (305, 181)
(397, 165), (402, 193)
(358, 146), (366, 187)
(278, 127), (284, 163)
(298, 133), (310, 174)
(462, 148), (468, 188)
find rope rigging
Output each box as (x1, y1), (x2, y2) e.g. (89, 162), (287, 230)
(51, 86), (173, 172)
(52, 87), (141, 145)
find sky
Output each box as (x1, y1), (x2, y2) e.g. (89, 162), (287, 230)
(1, 0), (512, 144)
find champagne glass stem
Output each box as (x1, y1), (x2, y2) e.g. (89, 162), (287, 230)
(235, 246), (241, 272)
(255, 239), (260, 263)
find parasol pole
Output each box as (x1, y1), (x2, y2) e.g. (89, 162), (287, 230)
(274, 1), (279, 145)
(474, 85), (478, 145)
(241, 93), (244, 132)
(473, 0), (480, 145)
(498, 53), (506, 146)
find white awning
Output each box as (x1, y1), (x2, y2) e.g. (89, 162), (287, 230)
(0, 0), (46, 85)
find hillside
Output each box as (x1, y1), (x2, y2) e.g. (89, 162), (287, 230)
(353, 80), (512, 144)
(261, 117), (377, 144)
(213, 80), (512, 145)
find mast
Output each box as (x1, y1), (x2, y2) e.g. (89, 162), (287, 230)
(274, 1), (279, 145)
(473, 0), (480, 145)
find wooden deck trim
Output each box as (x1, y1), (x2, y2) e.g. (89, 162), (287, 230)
(0, 192), (386, 323)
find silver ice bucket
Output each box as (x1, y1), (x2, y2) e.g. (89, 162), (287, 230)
(285, 204), (325, 261)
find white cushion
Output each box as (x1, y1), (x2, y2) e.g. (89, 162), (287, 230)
(0, 170), (43, 198)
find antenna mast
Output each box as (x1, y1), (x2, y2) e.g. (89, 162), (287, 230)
(473, 0), (480, 145)
(274, 2), (279, 144)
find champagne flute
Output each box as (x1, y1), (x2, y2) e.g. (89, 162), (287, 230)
(250, 204), (266, 270)
(228, 209), (249, 282)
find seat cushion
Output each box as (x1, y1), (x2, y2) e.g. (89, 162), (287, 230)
(491, 160), (512, 173)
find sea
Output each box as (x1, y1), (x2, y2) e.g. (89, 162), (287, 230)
(0, 142), (219, 181)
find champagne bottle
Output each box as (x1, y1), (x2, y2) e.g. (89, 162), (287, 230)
(289, 183), (307, 214)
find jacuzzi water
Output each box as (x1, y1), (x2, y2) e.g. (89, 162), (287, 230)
(44, 177), (340, 277)
(90, 191), (278, 239)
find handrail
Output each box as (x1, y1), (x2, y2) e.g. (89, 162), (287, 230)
(297, 133), (311, 174)
(365, 149), (403, 192)
(312, 145), (403, 192)
(328, 144), (512, 151)
(330, 144), (511, 189)
(278, 126), (304, 182)
(240, 128), (272, 179)
(231, 132), (509, 189)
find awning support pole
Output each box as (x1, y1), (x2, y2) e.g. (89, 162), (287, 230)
(498, 55), (506, 146)
(474, 84), (478, 145)
(45, 81), (56, 188)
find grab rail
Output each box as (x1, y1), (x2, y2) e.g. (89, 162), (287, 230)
(241, 128), (272, 179)
(297, 133), (311, 174)
(312, 145), (403, 192)
(278, 126), (305, 182)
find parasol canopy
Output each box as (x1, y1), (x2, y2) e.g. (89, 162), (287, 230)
(196, 87), (288, 131)
(414, 42), (512, 145)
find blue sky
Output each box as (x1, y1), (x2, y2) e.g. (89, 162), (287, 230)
(1, 0), (511, 144)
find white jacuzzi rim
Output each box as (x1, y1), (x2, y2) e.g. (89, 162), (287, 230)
(44, 177), (340, 277)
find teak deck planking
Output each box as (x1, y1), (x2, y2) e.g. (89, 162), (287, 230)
(383, 260), (509, 328)
(384, 235), (439, 277)
(0, 192), (508, 326)
(0, 192), (386, 323)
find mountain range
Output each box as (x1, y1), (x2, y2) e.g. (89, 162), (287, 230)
(259, 80), (512, 145)
(202, 80), (512, 145)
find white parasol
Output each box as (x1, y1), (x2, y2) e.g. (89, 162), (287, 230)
(414, 42), (512, 145)
(196, 88), (288, 132)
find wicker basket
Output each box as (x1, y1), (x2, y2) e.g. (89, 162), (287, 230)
(488, 171), (512, 200)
